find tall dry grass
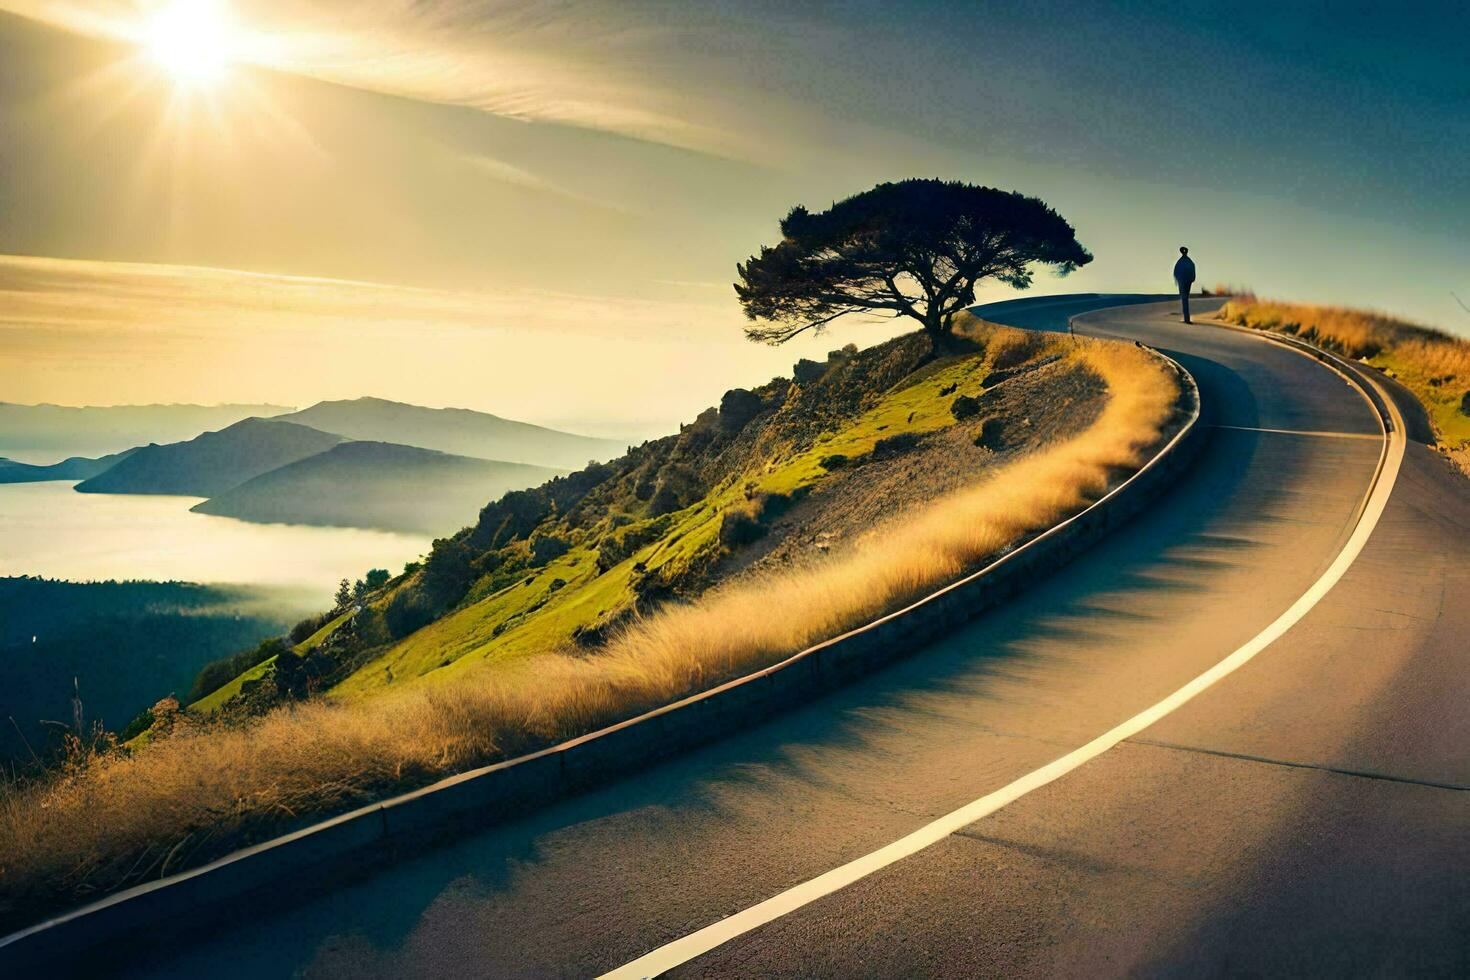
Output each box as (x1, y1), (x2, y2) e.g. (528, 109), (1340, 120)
(1218, 295), (1470, 474)
(0, 338), (1180, 928)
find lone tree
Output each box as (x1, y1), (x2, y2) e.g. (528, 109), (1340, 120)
(735, 179), (1092, 350)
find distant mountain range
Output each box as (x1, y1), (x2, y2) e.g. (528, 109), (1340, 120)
(0, 447), (138, 483)
(0, 402), (291, 464)
(1, 397), (623, 534)
(192, 441), (563, 534)
(278, 397), (625, 471)
(74, 419), (346, 497)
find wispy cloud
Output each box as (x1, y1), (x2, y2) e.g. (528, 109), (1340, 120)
(461, 152), (639, 214)
(0, 0), (749, 157)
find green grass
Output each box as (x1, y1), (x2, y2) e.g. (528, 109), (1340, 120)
(332, 351), (995, 699)
(188, 609), (352, 714)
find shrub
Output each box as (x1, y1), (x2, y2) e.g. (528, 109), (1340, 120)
(187, 637), (288, 703)
(818, 453), (849, 470)
(719, 505), (766, 548)
(421, 538), (475, 611)
(974, 416), (1006, 450)
(119, 708), (154, 743)
(950, 394), (981, 420)
(531, 536), (570, 566)
(1461, 390), (1470, 417)
(870, 432), (920, 459)
(384, 590), (433, 639)
(288, 611), (331, 646)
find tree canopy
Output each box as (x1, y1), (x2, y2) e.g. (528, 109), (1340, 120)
(735, 179), (1092, 347)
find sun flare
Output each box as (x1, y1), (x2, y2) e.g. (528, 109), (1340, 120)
(143, 0), (237, 87)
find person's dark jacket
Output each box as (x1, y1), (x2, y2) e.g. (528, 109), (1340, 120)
(1173, 255), (1196, 287)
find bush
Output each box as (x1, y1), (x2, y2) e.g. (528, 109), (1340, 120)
(288, 611), (331, 645)
(421, 537), (475, 611)
(119, 708), (154, 743)
(187, 637), (288, 702)
(531, 535), (570, 566)
(870, 432), (920, 459)
(950, 394), (981, 420)
(719, 507), (766, 548)
(818, 453), (849, 470)
(384, 590), (433, 639)
(1461, 390), (1470, 417)
(973, 416), (1006, 450)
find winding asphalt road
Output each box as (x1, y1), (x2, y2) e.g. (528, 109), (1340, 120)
(112, 296), (1469, 977)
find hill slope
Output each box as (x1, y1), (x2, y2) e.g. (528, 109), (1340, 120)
(191, 441), (564, 534)
(0, 402), (291, 464)
(73, 418), (344, 497)
(278, 397), (625, 469)
(0, 447), (136, 484)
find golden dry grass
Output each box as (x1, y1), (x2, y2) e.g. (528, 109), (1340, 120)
(1218, 295), (1470, 474)
(0, 335), (1180, 928)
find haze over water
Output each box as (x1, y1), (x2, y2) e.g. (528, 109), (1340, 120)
(0, 481), (429, 595)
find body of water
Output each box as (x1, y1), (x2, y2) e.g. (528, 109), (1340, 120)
(0, 481), (431, 595)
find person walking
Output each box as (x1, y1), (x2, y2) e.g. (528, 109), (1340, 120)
(1173, 246), (1196, 323)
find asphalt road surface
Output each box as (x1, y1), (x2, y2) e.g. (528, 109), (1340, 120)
(112, 296), (1469, 978)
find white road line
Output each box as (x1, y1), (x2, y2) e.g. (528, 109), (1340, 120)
(1212, 424), (1381, 440)
(602, 335), (1406, 980)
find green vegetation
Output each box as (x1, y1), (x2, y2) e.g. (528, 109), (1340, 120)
(0, 324), (1184, 930)
(736, 179), (1091, 349)
(188, 609), (353, 715)
(332, 341), (996, 698)
(0, 577), (298, 763)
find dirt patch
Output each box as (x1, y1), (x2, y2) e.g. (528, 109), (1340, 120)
(723, 358), (1110, 578)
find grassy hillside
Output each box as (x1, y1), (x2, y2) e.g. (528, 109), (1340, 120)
(0, 321), (1185, 927)
(278, 397), (626, 469)
(0, 402), (290, 464)
(188, 610), (352, 715)
(0, 447), (136, 484)
(191, 441), (563, 534)
(73, 418), (344, 497)
(1217, 297), (1470, 475)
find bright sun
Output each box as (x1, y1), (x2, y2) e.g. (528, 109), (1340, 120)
(143, 0), (237, 87)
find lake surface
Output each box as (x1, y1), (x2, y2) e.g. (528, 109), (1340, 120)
(0, 481), (430, 595)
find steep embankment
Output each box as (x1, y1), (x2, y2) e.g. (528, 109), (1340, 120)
(73, 418), (344, 496)
(277, 397), (626, 469)
(0, 319), (1184, 928)
(191, 441), (564, 534)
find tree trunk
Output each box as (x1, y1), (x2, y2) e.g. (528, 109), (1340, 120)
(924, 315), (951, 354)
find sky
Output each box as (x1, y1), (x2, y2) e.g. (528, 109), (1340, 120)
(0, 0), (1466, 439)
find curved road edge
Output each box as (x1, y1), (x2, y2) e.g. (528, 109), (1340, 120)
(1, 321), (1204, 969)
(598, 302), (1409, 979)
